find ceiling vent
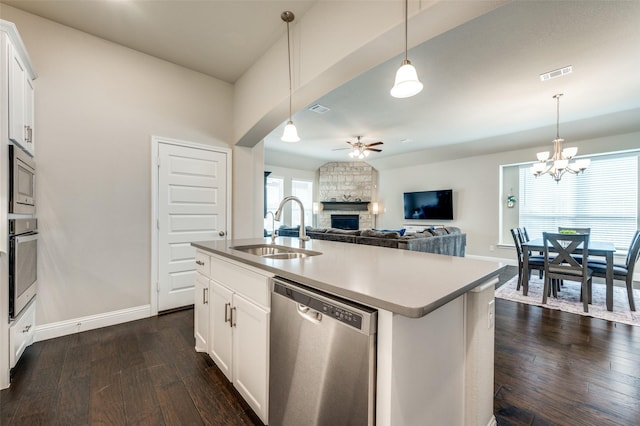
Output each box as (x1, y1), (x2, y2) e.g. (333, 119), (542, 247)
(540, 65), (573, 82)
(308, 104), (330, 114)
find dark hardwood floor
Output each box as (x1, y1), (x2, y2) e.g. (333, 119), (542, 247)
(494, 267), (640, 425)
(2, 272), (639, 425)
(1, 308), (262, 425)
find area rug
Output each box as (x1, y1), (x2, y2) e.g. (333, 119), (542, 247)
(495, 275), (640, 327)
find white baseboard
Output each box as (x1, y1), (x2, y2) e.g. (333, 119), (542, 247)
(487, 415), (498, 426)
(34, 304), (153, 342)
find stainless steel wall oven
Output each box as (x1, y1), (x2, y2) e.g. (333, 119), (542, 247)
(9, 145), (36, 215)
(9, 218), (38, 319)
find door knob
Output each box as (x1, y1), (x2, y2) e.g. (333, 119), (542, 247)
(219, 231), (226, 237)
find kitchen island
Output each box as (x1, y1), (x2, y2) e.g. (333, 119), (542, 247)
(193, 237), (505, 426)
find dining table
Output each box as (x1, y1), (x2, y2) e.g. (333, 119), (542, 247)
(522, 238), (617, 311)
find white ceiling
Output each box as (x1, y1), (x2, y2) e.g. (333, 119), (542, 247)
(5, 1), (640, 165)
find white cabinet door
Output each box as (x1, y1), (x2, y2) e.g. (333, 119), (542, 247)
(232, 293), (269, 422)
(9, 299), (36, 368)
(8, 41), (34, 155)
(194, 273), (210, 353)
(210, 281), (233, 381)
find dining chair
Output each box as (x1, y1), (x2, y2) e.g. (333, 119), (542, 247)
(587, 230), (640, 311)
(542, 232), (593, 312)
(511, 228), (545, 291)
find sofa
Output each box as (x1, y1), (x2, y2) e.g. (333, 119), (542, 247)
(276, 226), (466, 257)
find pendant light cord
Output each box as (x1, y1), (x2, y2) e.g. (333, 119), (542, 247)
(556, 94), (561, 139)
(286, 20), (293, 121)
(404, 0), (408, 61)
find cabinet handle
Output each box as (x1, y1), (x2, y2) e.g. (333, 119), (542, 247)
(231, 307), (237, 328)
(22, 324), (32, 333)
(26, 126), (33, 144)
(218, 231), (226, 237)
(203, 288), (208, 304)
(196, 260), (204, 266)
(224, 303), (231, 323)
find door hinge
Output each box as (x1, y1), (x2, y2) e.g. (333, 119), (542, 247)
(157, 219), (160, 230)
(157, 156), (161, 168)
(156, 282), (160, 293)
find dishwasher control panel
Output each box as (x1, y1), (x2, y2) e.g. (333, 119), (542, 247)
(319, 303), (362, 330)
(272, 278), (377, 334)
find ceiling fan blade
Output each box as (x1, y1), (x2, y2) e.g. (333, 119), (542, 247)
(366, 141), (384, 147)
(367, 148), (383, 152)
(332, 147), (351, 151)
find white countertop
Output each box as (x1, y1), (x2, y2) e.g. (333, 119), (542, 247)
(193, 237), (505, 318)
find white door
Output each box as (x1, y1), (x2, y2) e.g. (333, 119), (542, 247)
(157, 142), (227, 311)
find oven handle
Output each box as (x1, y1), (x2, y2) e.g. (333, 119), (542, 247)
(15, 233), (38, 243)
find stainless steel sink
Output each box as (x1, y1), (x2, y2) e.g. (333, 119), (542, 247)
(230, 244), (322, 259)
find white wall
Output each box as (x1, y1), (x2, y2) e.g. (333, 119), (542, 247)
(0, 7), (234, 325)
(374, 131), (640, 261)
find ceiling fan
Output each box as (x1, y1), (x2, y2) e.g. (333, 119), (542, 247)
(334, 136), (384, 159)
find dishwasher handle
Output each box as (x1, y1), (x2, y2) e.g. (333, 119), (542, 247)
(297, 304), (322, 324)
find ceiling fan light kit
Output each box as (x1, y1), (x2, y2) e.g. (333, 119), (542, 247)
(390, 0), (423, 99)
(346, 136), (383, 159)
(281, 11), (300, 142)
(532, 93), (590, 182)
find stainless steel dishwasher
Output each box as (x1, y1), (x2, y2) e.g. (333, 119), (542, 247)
(269, 277), (377, 426)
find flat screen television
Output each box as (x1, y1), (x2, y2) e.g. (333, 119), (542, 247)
(403, 189), (453, 220)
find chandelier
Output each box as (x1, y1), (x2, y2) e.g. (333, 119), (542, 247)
(532, 94), (590, 182)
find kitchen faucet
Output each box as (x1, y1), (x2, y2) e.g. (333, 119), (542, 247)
(265, 211), (277, 242)
(274, 196), (310, 241)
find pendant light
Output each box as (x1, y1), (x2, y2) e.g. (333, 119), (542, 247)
(390, 0), (423, 98)
(281, 11), (300, 142)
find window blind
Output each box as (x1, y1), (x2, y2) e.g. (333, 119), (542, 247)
(518, 153), (638, 249)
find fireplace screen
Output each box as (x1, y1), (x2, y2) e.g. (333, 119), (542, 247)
(331, 214), (359, 230)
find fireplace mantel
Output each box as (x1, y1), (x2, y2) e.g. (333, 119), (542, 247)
(321, 201), (370, 211)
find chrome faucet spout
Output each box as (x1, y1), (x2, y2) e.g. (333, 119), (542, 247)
(274, 196), (310, 241)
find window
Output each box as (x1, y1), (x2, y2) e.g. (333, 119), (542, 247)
(503, 151), (638, 250)
(291, 179), (313, 228)
(264, 176), (284, 234)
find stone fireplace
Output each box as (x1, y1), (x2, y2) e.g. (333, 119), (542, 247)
(318, 162), (378, 230)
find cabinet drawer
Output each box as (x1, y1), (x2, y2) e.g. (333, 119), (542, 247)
(211, 257), (270, 309)
(195, 251), (211, 277)
(10, 298), (36, 368)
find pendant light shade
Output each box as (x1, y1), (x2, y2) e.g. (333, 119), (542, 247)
(391, 0), (423, 98)
(281, 11), (300, 142)
(391, 59), (423, 98)
(282, 120), (300, 142)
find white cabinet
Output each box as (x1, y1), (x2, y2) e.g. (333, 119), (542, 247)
(194, 251), (211, 352)
(9, 298), (36, 368)
(210, 281), (233, 378)
(194, 272), (210, 353)
(6, 28), (36, 156)
(206, 254), (272, 425)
